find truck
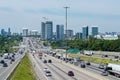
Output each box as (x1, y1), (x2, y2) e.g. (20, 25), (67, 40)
(84, 51), (93, 56)
(38, 52), (43, 59)
(106, 63), (120, 78)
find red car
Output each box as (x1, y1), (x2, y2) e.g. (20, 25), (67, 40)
(68, 71), (74, 76)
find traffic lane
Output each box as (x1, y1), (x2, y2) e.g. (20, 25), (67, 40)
(35, 54), (68, 80)
(0, 53), (25, 80)
(43, 54), (98, 80)
(28, 52), (47, 80)
(46, 54), (109, 80)
(47, 58), (98, 80)
(0, 53), (23, 74)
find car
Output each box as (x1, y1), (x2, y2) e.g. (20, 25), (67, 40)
(3, 63), (8, 67)
(98, 64), (105, 69)
(68, 71), (74, 76)
(86, 61), (91, 65)
(45, 70), (52, 76)
(80, 61), (86, 68)
(43, 68), (49, 72)
(0, 54), (3, 57)
(101, 71), (108, 76)
(11, 57), (15, 61)
(43, 60), (47, 63)
(0, 60), (5, 64)
(48, 59), (52, 63)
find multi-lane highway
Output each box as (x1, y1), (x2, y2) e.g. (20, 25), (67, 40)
(29, 38), (119, 80)
(0, 39), (27, 80)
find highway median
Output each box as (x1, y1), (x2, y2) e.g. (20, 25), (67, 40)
(10, 53), (36, 80)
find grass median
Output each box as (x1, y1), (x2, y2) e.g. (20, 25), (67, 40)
(10, 53), (36, 80)
(68, 54), (120, 65)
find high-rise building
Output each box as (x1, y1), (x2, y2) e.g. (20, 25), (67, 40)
(56, 24), (64, 41)
(41, 22), (46, 40)
(66, 29), (73, 39)
(45, 21), (53, 40)
(75, 32), (82, 39)
(8, 28), (11, 36)
(1, 29), (7, 36)
(22, 28), (28, 36)
(92, 27), (98, 37)
(1, 29), (5, 35)
(82, 26), (89, 40)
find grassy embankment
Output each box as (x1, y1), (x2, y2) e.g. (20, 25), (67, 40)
(69, 54), (120, 65)
(10, 53), (36, 80)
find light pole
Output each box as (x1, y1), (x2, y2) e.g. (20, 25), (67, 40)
(64, 6), (69, 62)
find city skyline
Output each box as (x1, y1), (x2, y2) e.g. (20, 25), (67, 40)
(0, 0), (120, 33)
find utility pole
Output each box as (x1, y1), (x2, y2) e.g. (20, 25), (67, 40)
(64, 6), (69, 62)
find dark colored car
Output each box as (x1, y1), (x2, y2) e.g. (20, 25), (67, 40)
(80, 61), (86, 68)
(86, 61), (91, 65)
(68, 71), (74, 76)
(43, 60), (47, 63)
(11, 57), (15, 61)
(0, 60), (5, 64)
(48, 59), (52, 63)
(3, 63), (8, 67)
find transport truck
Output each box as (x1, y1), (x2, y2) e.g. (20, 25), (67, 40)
(38, 52), (43, 59)
(106, 63), (120, 78)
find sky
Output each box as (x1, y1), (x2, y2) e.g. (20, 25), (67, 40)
(0, 0), (120, 33)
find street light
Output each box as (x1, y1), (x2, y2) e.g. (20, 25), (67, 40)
(64, 6), (69, 62)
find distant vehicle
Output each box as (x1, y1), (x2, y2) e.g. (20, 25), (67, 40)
(4, 53), (8, 59)
(102, 54), (108, 58)
(44, 68), (49, 72)
(68, 71), (74, 76)
(80, 61), (86, 68)
(3, 63), (8, 67)
(43, 60), (47, 63)
(84, 51), (93, 56)
(48, 59), (52, 63)
(101, 71), (108, 76)
(11, 57), (15, 61)
(98, 64), (105, 69)
(106, 63), (120, 77)
(38, 52), (43, 56)
(45, 70), (52, 76)
(86, 61), (91, 65)
(0, 54), (3, 57)
(0, 60), (5, 64)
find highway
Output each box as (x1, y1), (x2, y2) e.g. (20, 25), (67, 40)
(28, 38), (113, 80)
(0, 38), (27, 80)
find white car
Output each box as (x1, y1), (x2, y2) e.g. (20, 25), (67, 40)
(45, 70), (52, 76)
(43, 68), (49, 72)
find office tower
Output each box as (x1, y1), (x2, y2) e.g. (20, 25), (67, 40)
(56, 24), (64, 41)
(1, 29), (5, 35)
(8, 28), (11, 36)
(75, 32), (83, 39)
(66, 29), (73, 39)
(22, 28), (28, 36)
(82, 26), (89, 40)
(41, 22), (46, 40)
(45, 21), (53, 40)
(92, 27), (98, 37)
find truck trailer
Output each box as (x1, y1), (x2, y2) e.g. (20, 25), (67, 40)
(106, 63), (120, 78)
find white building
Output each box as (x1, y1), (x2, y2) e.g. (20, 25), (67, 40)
(30, 30), (38, 35)
(95, 34), (118, 40)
